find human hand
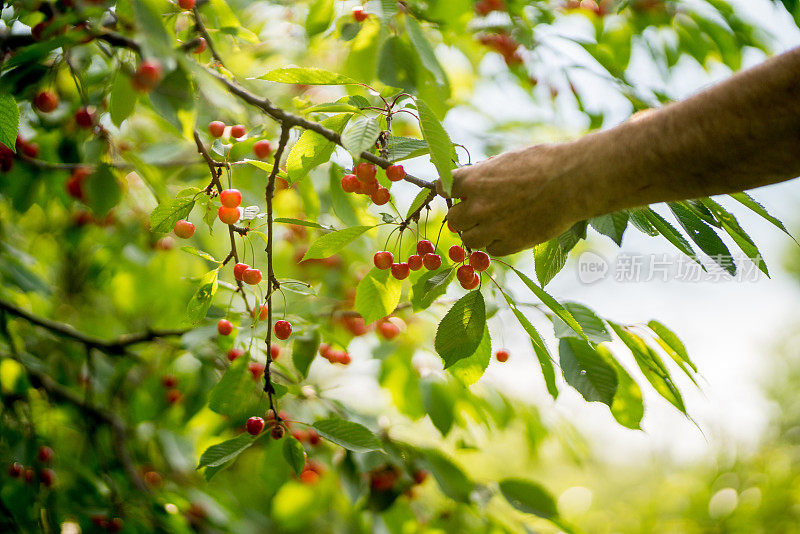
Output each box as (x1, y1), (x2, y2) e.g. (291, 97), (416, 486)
(440, 143), (588, 256)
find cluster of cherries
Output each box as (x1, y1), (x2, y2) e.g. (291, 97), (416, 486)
(246, 409), (287, 440)
(89, 514), (125, 533)
(161, 374), (183, 404)
(373, 238), (491, 290)
(218, 316), (293, 341)
(477, 33), (523, 67)
(8, 446), (56, 489)
(208, 120), (274, 160)
(340, 162), (404, 206)
(318, 343), (352, 365)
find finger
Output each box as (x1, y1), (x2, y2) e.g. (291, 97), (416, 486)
(486, 239), (520, 257)
(446, 200), (480, 232)
(461, 225), (495, 250)
(450, 166), (477, 199)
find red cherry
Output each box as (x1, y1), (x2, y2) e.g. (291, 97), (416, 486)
(37, 446), (54, 463)
(416, 240), (435, 256)
(319, 343), (332, 358)
(227, 348), (244, 361)
(341, 174), (360, 193)
(161, 375), (178, 388)
(194, 37), (207, 54)
(218, 206), (240, 225)
(495, 349), (509, 362)
(362, 179), (379, 196)
(335, 351), (352, 365)
(34, 91), (59, 113)
(106, 518), (124, 533)
(448, 245), (465, 263)
(246, 416), (265, 436)
(355, 162), (377, 183)
(373, 251), (393, 270)
(422, 253), (442, 271)
(75, 107), (94, 128)
(469, 250), (491, 271)
(413, 469), (428, 484)
(378, 321), (400, 340)
(300, 469), (320, 484)
(461, 272), (480, 290)
(391, 262), (410, 280)
(371, 187), (390, 205)
(23, 469), (35, 484)
(242, 268), (262, 285)
(166, 388), (182, 404)
(274, 320), (292, 340)
(178, 0), (195, 9)
(209, 121), (226, 137)
(233, 262), (250, 281)
(40, 468), (56, 488)
(132, 61), (161, 92)
(292, 429), (308, 442)
(230, 124), (246, 139)
(270, 344), (281, 360)
(342, 316), (368, 336)
(217, 319), (234, 336)
(254, 140), (272, 159)
(144, 470), (163, 486)
(308, 430), (320, 445)
(252, 304), (269, 320)
(174, 219), (195, 239)
(270, 424), (285, 440)
(66, 167), (90, 200)
(386, 164), (405, 182)
(8, 462), (22, 478)
(456, 264), (475, 285)
(248, 362), (265, 380)
(220, 188), (242, 208)
(408, 254), (423, 271)
(353, 6), (369, 21)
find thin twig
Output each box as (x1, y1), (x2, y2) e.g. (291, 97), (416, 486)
(263, 123), (292, 415)
(191, 5), (224, 65)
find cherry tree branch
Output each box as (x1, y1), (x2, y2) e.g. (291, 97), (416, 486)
(0, 299), (185, 355)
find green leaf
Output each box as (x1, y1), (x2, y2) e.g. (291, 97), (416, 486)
(405, 17), (448, 87)
(86, 164), (121, 216)
(702, 198), (770, 276)
(0, 91), (19, 152)
(405, 188), (434, 220)
(150, 195), (196, 233)
(610, 323), (686, 413)
(282, 436), (307, 476)
(387, 136), (429, 162)
(208, 354), (251, 415)
(273, 218), (327, 230)
(558, 337), (618, 406)
(312, 418), (382, 452)
(355, 268), (402, 324)
(669, 202), (735, 275)
(305, 0), (334, 36)
(380, 0), (399, 19)
(647, 319), (698, 376)
(448, 325), (491, 386)
(421, 379), (455, 437)
(552, 302), (611, 344)
(628, 209), (659, 236)
(499, 478), (559, 519)
(341, 116), (380, 159)
(197, 433), (256, 469)
(260, 67), (358, 85)
(589, 211), (628, 246)
(302, 225), (372, 260)
(416, 99), (456, 195)
(410, 267), (454, 311)
(292, 329), (321, 379)
(533, 239), (567, 287)
(729, 192), (793, 237)
(434, 291), (486, 368)
(131, 0), (172, 57)
(286, 114), (350, 182)
(512, 267), (585, 340)
(418, 448), (473, 503)
(643, 208), (702, 267)
(601, 346), (644, 430)
(187, 268), (219, 324)
(109, 71), (138, 127)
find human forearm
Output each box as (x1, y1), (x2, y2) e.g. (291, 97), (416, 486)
(570, 46), (800, 220)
